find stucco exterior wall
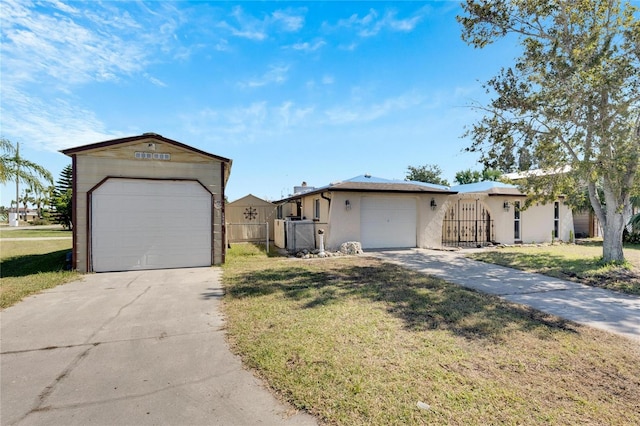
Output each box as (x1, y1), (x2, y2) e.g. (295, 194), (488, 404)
(71, 139), (226, 272)
(519, 201), (573, 243)
(323, 192), (449, 250)
(417, 194), (450, 248)
(448, 195), (574, 245)
(325, 192), (359, 249)
(484, 196), (517, 244)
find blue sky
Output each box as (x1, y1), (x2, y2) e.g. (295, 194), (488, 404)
(0, 0), (518, 205)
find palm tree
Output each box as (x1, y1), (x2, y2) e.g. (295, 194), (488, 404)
(1, 138), (53, 214)
(20, 189), (35, 221)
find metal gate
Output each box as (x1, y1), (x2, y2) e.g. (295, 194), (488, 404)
(442, 199), (494, 247)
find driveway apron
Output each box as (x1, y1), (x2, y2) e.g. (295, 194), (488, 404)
(373, 249), (640, 344)
(1, 268), (317, 426)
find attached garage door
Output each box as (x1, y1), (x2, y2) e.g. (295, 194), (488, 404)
(91, 179), (212, 272)
(360, 196), (417, 249)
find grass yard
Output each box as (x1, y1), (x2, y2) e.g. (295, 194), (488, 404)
(468, 242), (640, 295)
(0, 227), (71, 239)
(1, 239), (78, 308)
(222, 244), (640, 425)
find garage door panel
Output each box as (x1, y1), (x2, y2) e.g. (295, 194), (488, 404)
(361, 197), (416, 249)
(92, 179), (212, 272)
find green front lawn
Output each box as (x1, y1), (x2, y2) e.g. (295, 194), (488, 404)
(0, 227), (71, 239)
(1, 240), (78, 308)
(222, 244), (640, 425)
(468, 242), (640, 295)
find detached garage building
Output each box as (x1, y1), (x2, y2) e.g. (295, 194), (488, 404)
(62, 133), (232, 273)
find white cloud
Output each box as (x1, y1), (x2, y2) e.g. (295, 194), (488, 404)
(218, 6), (306, 41)
(218, 6), (268, 40)
(321, 75), (335, 85)
(0, 0), (182, 88)
(218, 21), (267, 41)
(334, 7), (425, 38)
(214, 39), (230, 52)
(324, 91), (425, 125)
(239, 65), (290, 88)
(144, 73), (168, 88)
(0, 0), (190, 153)
(0, 86), (123, 152)
(287, 39), (326, 52)
(182, 101), (314, 145)
(338, 42), (358, 51)
(277, 101), (314, 128)
(338, 9), (378, 30)
(49, 0), (80, 15)
(272, 10), (305, 32)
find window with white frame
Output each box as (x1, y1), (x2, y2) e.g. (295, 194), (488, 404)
(554, 201), (560, 238)
(514, 201), (521, 241)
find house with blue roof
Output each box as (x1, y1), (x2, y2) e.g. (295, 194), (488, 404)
(273, 175), (574, 252)
(274, 175), (456, 251)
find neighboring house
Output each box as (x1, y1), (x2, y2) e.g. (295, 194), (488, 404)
(61, 133), (232, 273)
(573, 210), (602, 238)
(274, 175), (456, 252)
(226, 194), (277, 243)
(17, 208), (39, 222)
(449, 181), (574, 245)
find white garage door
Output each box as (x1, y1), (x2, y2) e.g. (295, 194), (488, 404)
(91, 179), (212, 272)
(360, 196), (417, 249)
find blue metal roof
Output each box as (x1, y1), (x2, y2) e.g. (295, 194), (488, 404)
(342, 175), (451, 191)
(450, 181), (518, 193)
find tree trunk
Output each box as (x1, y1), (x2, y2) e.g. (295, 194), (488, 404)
(602, 211), (625, 263)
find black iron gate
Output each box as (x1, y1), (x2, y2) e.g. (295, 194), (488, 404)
(442, 199), (494, 247)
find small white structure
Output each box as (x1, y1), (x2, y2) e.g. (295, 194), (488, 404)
(8, 212), (19, 227)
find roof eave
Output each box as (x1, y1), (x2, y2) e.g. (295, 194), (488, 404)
(60, 133), (232, 164)
(275, 186), (458, 203)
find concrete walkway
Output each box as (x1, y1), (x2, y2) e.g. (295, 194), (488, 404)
(1, 268), (317, 426)
(372, 249), (640, 344)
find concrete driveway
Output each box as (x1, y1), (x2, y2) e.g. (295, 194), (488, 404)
(1, 268), (317, 426)
(374, 249), (640, 343)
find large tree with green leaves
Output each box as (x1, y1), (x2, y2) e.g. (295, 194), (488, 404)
(454, 168), (502, 184)
(458, 0), (640, 263)
(52, 164), (73, 229)
(405, 164), (450, 186)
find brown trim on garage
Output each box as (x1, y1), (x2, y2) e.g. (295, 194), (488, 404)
(220, 162), (226, 264)
(70, 155), (78, 271)
(86, 176), (214, 273)
(87, 189), (93, 272)
(211, 196), (215, 266)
